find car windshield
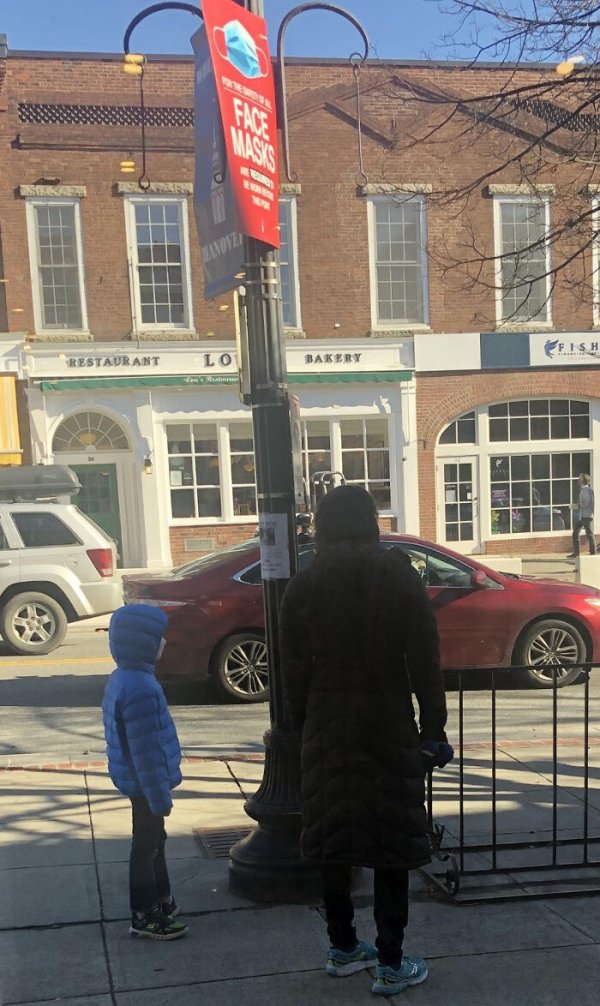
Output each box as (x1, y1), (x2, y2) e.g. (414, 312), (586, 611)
(172, 538), (257, 577)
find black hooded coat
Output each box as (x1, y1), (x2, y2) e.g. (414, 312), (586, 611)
(279, 542), (448, 870)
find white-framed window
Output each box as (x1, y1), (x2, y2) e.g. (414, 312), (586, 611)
(367, 196), (429, 328)
(278, 197), (301, 328)
(166, 421), (256, 522)
(301, 417), (392, 513)
(493, 196), (551, 324)
(25, 198), (88, 332)
(437, 398), (593, 543)
(124, 196), (194, 332)
(166, 415), (393, 523)
(490, 450), (591, 535)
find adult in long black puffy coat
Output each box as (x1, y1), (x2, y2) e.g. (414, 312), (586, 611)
(279, 485), (449, 981)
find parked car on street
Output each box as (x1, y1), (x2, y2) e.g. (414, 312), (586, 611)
(122, 533), (600, 702)
(0, 466), (122, 655)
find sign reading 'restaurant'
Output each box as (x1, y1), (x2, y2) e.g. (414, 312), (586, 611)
(202, 0), (279, 247)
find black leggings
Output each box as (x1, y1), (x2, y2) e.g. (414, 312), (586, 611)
(322, 863), (409, 969)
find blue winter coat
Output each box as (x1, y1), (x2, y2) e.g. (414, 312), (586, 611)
(102, 604), (182, 816)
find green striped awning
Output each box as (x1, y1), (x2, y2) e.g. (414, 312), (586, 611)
(39, 370), (412, 392)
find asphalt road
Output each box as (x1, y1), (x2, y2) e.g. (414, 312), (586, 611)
(0, 624), (599, 762)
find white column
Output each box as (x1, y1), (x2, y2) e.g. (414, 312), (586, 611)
(399, 378), (420, 534)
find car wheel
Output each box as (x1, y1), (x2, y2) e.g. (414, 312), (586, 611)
(515, 618), (586, 688)
(212, 632), (269, 703)
(0, 592), (68, 655)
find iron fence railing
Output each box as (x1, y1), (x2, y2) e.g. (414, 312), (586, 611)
(425, 663), (600, 902)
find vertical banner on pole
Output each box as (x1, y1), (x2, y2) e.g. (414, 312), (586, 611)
(290, 393), (306, 506)
(192, 27), (245, 297)
(202, 0), (280, 247)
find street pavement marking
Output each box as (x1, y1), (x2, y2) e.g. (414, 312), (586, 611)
(0, 656), (111, 667)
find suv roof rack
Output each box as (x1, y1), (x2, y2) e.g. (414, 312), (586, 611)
(0, 465), (81, 502)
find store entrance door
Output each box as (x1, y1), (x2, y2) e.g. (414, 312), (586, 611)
(438, 456), (480, 554)
(70, 463), (123, 566)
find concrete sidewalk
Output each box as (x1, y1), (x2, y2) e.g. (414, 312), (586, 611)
(1, 755), (600, 1006)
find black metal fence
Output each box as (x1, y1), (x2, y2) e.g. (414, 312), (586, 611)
(424, 664), (600, 902)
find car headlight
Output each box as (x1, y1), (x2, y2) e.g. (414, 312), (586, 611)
(584, 597), (600, 608)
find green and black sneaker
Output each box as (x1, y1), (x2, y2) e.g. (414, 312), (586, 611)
(129, 906), (187, 941)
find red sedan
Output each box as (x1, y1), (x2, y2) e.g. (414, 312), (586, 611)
(122, 534), (600, 702)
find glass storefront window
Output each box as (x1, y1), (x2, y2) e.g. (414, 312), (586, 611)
(340, 417), (391, 510)
(490, 451), (591, 535)
(167, 423), (221, 519)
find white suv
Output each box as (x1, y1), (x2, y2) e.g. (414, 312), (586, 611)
(0, 500), (122, 655)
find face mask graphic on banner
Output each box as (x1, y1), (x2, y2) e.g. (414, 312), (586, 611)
(214, 19), (269, 79)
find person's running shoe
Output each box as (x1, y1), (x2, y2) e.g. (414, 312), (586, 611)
(161, 896), (179, 919)
(326, 940), (378, 976)
(129, 906), (187, 941)
(372, 956), (428, 995)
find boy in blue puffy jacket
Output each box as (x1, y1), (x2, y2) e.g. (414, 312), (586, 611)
(102, 604), (187, 941)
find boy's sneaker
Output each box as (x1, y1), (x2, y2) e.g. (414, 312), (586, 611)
(129, 906), (187, 941)
(326, 940), (378, 976)
(372, 956), (428, 995)
(161, 896), (179, 919)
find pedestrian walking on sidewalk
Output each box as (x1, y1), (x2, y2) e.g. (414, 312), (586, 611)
(279, 485), (452, 996)
(568, 473), (597, 557)
(102, 604), (187, 941)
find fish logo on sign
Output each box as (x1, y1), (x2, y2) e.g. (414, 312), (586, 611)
(544, 338), (560, 359)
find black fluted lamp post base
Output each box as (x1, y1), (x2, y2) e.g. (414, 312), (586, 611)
(228, 727), (323, 903)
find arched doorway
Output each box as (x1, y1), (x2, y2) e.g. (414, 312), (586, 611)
(52, 411), (130, 563)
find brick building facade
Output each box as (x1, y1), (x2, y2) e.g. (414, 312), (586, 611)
(1, 40), (598, 565)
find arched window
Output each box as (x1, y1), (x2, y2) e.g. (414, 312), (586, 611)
(436, 398), (593, 545)
(52, 411), (130, 452)
(439, 411), (476, 445)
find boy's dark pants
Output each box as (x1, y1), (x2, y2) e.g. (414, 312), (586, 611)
(323, 863), (409, 968)
(129, 796), (171, 915)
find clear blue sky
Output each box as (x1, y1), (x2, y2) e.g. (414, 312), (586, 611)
(1, 0), (473, 61)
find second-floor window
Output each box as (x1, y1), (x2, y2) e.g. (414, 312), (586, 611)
(368, 196), (428, 327)
(26, 199), (87, 332)
(494, 196), (551, 324)
(125, 197), (193, 331)
(278, 198), (301, 328)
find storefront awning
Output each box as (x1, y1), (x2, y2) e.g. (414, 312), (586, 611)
(38, 370), (413, 391)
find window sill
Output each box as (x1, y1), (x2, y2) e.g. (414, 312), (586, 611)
(32, 331), (93, 342)
(284, 328), (306, 340)
(133, 330), (199, 342)
(169, 516), (258, 525)
(369, 326), (431, 337)
(495, 322), (553, 332)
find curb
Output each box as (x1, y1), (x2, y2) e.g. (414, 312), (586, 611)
(0, 752), (266, 772)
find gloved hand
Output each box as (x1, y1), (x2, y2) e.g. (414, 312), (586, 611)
(422, 739), (454, 769)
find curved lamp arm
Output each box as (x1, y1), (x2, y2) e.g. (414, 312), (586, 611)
(123, 1), (203, 54)
(276, 3), (370, 182)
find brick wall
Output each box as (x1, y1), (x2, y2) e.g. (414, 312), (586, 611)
(1, 54), (596, 343)
(2, 51), (599, 556)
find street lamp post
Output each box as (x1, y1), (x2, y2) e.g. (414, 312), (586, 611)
(123, 0), (368, 904)
(226, 0), (319, 904)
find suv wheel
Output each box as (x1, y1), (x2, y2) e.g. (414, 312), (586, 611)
(0, 592), (68, 655)
(212, 633), (269, 703)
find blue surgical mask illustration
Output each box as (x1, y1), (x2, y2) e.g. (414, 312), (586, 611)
(214, 20), (269, 79)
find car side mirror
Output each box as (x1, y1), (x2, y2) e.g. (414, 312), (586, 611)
(470, 568), (488, 589)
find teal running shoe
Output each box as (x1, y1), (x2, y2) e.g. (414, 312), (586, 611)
(326, 940), (378, 976)
(372, 956), (428, 995)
